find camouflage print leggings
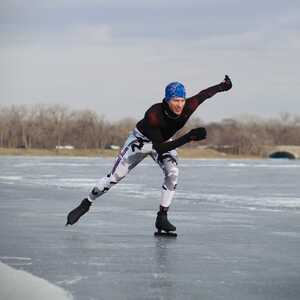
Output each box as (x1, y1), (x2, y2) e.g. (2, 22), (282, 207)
(88, 128), (179, 208)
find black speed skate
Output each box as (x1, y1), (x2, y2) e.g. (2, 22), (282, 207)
(154, 207), (177, 237)
(66, 198), (91, 226)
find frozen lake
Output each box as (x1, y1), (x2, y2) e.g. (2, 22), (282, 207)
(1, 156), (300, 300)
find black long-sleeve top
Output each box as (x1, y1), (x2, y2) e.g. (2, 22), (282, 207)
(136, 83), (225, 154)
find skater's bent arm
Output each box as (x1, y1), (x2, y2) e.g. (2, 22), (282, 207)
(152, 128), (207, 154)
(148, 126), (207, 155)
(142, 112), (191, 154)
(152, 135), (190, 154)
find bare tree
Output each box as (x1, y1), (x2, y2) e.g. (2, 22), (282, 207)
(1, 104), (299, 154)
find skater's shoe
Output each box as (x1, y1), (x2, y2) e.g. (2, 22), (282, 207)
(155, 206), (176, 232)
(66, 198), (91, 226)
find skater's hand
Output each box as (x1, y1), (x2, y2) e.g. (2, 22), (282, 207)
(219, 75), (232, 91)
(187, 127), (207, 141)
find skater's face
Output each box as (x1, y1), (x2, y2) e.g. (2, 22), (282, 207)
(168, 98), (186, 115)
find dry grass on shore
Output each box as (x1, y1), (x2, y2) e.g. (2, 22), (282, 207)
(0, 147), (260, 159)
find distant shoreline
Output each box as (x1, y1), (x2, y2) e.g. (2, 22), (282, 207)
(0, 147), (260, 159)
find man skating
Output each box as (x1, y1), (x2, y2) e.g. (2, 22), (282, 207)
(66, 75), (232, 235)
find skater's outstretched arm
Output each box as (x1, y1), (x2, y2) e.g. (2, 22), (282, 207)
(137, 75), (232, 155)
(185, 75), (232, 112)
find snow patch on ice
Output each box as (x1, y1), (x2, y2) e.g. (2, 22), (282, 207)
(176, 191), (300, 210)
(228, 163), (248, 167)
(272, 231), (300, 238)
(0, 261), (73, 300)
(56, 275), (86, 286)
(14, 162), (92, 167)
(0, 256), (31, 261)
(0, 176), (22, 181)
(179, 160), (300, 169)
(0, 257), (33, 266)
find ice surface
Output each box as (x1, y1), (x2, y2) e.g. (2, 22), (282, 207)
(1, 156), (300, 300)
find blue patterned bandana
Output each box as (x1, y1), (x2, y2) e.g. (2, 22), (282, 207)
(164, 82), (186, 102)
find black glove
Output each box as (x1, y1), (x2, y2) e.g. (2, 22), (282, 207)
(187, 127), (207, 141)
(219, 75), (232, 91)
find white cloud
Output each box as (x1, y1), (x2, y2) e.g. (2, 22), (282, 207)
(0, 0), (299, 121)
(64, 24), (113, 44)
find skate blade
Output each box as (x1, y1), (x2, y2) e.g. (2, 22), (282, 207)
(65, 219), (72, 226)
(154, 231), (177, 238)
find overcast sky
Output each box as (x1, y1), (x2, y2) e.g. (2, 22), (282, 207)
(1, 0), (299, 122)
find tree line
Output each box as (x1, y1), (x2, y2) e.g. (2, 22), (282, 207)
(1, 104), (300, 155)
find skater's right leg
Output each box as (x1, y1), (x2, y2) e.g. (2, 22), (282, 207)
(65, 173), (116, 226)
(88, 173), (117, 201)
(65, 173), (119, 226)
